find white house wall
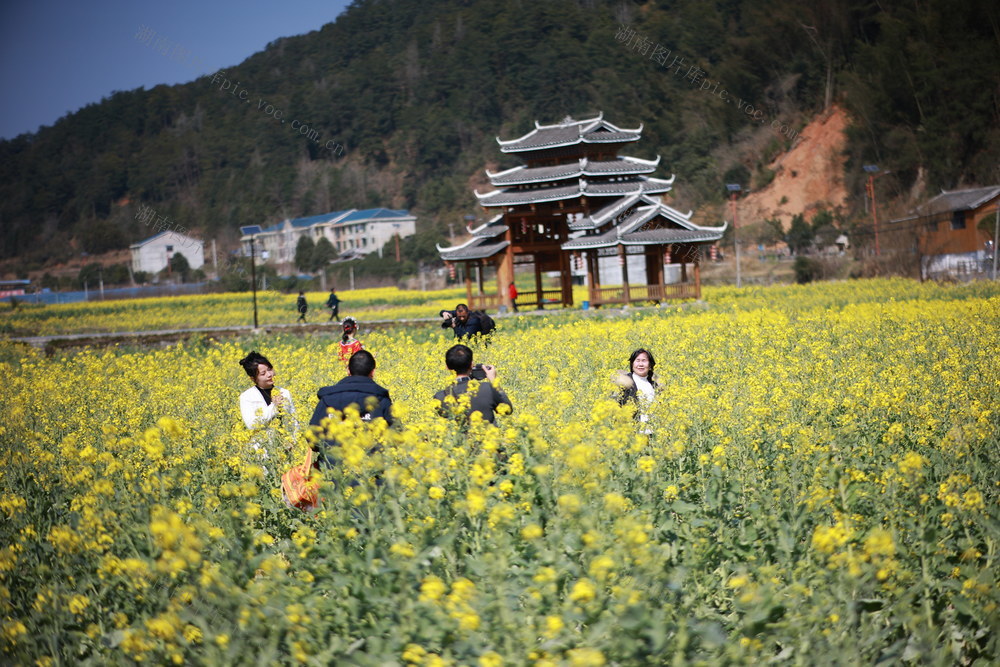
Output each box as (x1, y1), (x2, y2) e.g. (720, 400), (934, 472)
(131, 231), (205, 274)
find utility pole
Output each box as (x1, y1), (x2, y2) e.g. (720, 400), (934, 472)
(727, 184), (742, 288)
(863, 165), (890, 256)
(992, 205), (999, 280)
(250, 236), (259, 329)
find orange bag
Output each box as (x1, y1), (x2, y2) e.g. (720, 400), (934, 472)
(282, 449), (320, 511)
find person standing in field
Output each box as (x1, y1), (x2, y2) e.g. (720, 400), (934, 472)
(433, 344), (512, 425)
(338, 317), (363, 364)
(326, 287), (341, 322)
(309, 349), (394, 468)
(613, 348), (658, 432)
(508, 282), (518, 313)
(238, 351), (298, 468)
(296, 291), (308, 323)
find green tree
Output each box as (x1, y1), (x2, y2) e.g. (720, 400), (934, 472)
(312, 237), (337, 273)
(786, 214), (815, 255)
(295, 236), (316, 273)
(811, 209), (839, 249)
(755, 217), (786, 246)
(78, 263), (103, 289)
(170, 252), (191, 282)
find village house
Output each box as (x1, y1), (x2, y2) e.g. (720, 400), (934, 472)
(130, 230), (205, 275)
(239, 208), (417, 267)
(889, 185), (999, 279)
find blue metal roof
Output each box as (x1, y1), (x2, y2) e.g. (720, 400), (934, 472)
(338, 208), (412, 222)
(290, 209), (353, 227)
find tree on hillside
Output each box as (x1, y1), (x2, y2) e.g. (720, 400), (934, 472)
(755, 217), (786, 247)
(811, 209), (840, 249)
(786, 214), (815, 255)
(312, 237), (337, 273)
(295, 236), (316, 273)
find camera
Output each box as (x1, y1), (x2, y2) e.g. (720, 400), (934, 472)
(439, 309), (457, 329)
(471, 363), (488, 380)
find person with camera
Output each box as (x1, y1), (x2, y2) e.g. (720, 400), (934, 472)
(440, 303), (482, 339)
(433, 344), (512, 425)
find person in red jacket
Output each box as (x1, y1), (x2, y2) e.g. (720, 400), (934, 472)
(508, 282), (518, 313)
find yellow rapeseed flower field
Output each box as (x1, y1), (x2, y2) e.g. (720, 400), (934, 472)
(1, 278), (998, 664)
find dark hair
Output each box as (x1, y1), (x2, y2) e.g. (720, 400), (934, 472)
(239, 351), (272, 378)
(347, 349), (376, 377)
(342, 316), (358, 343)
(628, 348), (656, 382)
(456, 303), (469, 312)
(445, 344), (473, 374)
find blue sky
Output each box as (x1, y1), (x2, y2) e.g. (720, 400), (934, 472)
(0, 0), (352, 140)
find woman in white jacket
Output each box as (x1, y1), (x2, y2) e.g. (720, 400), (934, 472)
(239, 352), (298, 462)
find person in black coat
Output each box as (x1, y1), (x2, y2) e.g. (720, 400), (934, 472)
(433, 344), (512, 425)
(441, 303), (482, 339)
(296, 291), (308, 323)
(309, 349), (393, 467)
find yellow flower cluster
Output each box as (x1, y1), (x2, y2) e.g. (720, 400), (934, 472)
(0, 278), (997, 664)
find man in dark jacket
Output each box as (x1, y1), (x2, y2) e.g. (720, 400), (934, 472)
(296, 291), (308, 323)
(325, 287), (341, 322)
(309, 349), (393, 466)
(442, 303), (482, 339)
(433, 344), (512, 425)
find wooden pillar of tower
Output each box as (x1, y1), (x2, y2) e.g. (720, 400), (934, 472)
(645, 246), (663, 300)
(498, 230), (514, 310)
(586, 251), (596, 305)
(464, 261), (473, 304)
(533, 256), (543, 310)
(476, 260), (485, 295)
(560, 250), (573, 306)
(694, 251), (701, 299)
(619, 245), (631, 304)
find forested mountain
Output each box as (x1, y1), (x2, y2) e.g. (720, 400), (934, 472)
(2, 0), (997, 268)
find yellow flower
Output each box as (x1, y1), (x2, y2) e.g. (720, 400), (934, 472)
(428, 486), (445, 500)
(557, 494), (581, 513)
(569, 578), (597, 603)
(662, 485), (679, 502)
(390, 541), (416, 558)
(637, 456), (655, 473)
(466, 489), (487, 516)
(603, 493), (628, 512)
(479, 651), (503, 667)
(542, 615), (564, 638)
(402, 643), (426, 664)
(863, 528), (895, 558)
(68, 594), (90, 616)
(567, 648), (606, 666)
(420, 576), (447, 603)
(521, 524), (543, 540)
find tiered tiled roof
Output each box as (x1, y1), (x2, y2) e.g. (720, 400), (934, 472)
(497, 113), (642, 153)
(562, 203), (727, 250)
(487, 157), (660, 186)
(475, 175), (674, 207)
(437, 215), (510, 261)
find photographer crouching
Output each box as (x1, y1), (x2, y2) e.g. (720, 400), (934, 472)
(440, 303), (482, 339)
(433, 344), (512, 425)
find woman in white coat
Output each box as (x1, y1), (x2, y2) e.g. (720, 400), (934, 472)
(239, 351), (298, 463)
